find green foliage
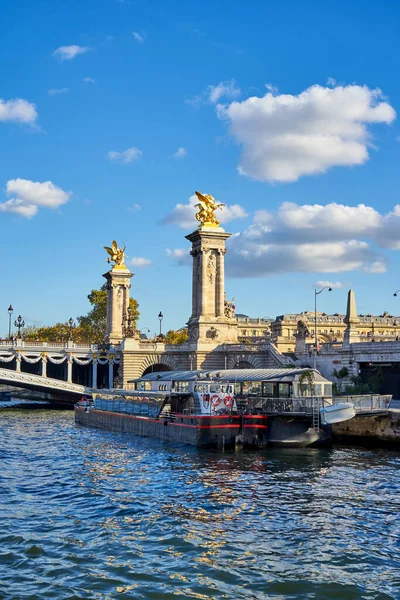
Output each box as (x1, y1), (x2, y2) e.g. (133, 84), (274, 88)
(332, 366), (349, 393)
(164, 329), (188, 344)
(298, 369), (314, 396)
(343, 369), (384, 395)
(23, 283), (140, 344)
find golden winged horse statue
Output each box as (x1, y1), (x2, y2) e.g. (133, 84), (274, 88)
(104, 240), (127, 267)
(195, 191), (225, 227)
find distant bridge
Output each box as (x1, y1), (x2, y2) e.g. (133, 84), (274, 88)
(0, 368), (91, 400)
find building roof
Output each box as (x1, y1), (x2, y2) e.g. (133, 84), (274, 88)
(129, 368), (329, 384)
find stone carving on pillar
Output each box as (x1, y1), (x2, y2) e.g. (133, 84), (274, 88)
(207, 253), (216, 284)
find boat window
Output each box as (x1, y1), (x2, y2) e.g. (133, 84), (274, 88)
(262, 382), (274, 397)
(324, 383), (333, 397)
(234, 383), (241, 395)
(177, 381), (189, 392)
(144, 381), (152, 391)
(278, 383), (290, 398)
(196, 384), (203, 392)
(248, 382), (262, 396)
(313, 384), (322, 396)
(210, 385), (221, 393)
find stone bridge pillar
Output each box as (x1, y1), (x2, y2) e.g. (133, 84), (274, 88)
(186, 226), (237, 344)
(103, 265), (133, 345)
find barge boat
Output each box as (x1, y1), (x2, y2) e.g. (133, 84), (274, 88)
(75, 368), (355, 449)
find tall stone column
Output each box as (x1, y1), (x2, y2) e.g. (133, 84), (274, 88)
(186, 226), (237, 344)
(103, 266), (134, 345)
(41, 354), (47, 378)
(92, 358), (98, 389)
(343, 289), (361, 349)
(67, 355), (73, 383)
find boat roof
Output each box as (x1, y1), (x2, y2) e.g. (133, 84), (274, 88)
(129, 368), (330, 384)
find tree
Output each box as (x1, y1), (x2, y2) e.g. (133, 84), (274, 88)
(298, 369), (315, 396)
(164, 329), (188, 344)
(332, 367), (349, 393)
(77, 284), (139, 343)
(22, 284), (140, 344)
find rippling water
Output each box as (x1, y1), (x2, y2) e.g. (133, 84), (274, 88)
(1, 406), (400, 599)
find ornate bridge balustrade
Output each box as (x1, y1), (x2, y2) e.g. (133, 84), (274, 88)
(0, 341), (120, 389)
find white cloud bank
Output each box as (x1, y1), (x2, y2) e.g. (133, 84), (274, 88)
(0, 98), (38, 125)
(108, 147), (143, 164)
(53, 45), (90, 61)
(163, 194), (248, 229)
(167, 200), (400, 277)
(217, 84), (396, 182)
(0, 178), (72, 218)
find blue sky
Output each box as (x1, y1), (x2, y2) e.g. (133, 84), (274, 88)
(2, 0), (400, 336)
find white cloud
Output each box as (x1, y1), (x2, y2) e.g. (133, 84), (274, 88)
(132, 31), (145, 43)
(314, 281), (343, 289)
(0, 98), (38, 125)
(53, 45), (90, 61)
(129, 203), (141, 212)
(108, 147), (143, 164)
(224, 200), (400, 277)
(0, 178), (71, 218)
(163, 194), (248, 229)
(48, 88), (69, 96)
(173, 147), (187, 159)
(217, 84), (396, 182)
(326, 77), (336, 87)
(265, 83), (278, 94)
(82, 77), (96, 84)
(186, 79), (240, 108)
(130, 256), (152, 267)
(166, 248), (191, 266)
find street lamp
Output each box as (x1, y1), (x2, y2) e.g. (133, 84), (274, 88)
(14, 315), (25, 339)
(313, 286), (332, 369)
(140, 326), (150, 339)
(7, 305), (13, 340)
(158, 311), (163, 337)
(123, 306), (137, 338)
(189, 354), (195, 370)
(394, 290), (400, 296)
(67, 317), (75, 342)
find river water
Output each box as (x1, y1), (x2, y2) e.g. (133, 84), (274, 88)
(0, 406), (399, 600)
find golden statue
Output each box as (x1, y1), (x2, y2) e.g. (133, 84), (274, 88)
(195, 191), (225, 227)
(104, 240), (127, 268)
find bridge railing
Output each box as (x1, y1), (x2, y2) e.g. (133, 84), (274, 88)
(0, 340), (100, 351)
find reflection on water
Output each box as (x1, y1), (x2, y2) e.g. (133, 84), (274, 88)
(0, 407), (399, 599)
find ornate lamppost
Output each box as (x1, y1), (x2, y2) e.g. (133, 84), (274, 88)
(14, 315), (25, 339)
(313, 286), (332, 369)
(158, 311), (163, 337)
(189, 354), (195, 371)
(7, 305), (13, 340)
(68, 317), (75, 342)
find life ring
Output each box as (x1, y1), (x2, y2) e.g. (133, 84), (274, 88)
(202, 394), (209, 408)
(210, 395), (221, 407)
(224, 395), (234, 407)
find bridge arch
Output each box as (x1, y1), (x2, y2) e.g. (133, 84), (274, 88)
(139, 354), (178, 377)
(225, 354), (260, 369)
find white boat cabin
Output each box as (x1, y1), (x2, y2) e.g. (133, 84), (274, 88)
(128, 368), (334, 416)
